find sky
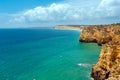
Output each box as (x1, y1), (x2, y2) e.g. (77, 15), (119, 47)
(0, 0), (120, 28)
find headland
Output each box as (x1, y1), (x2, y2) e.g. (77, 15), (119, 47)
(80, 23), (120, 80)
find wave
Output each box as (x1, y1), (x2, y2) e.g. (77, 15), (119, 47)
(77, 63), (91, 68)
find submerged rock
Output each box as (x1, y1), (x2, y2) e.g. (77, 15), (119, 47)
(80, 24), (120, 80)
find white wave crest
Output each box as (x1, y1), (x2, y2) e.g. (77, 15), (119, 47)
(77, 63), (91, 68)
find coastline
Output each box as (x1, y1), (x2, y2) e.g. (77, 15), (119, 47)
(54, 25), (84, 31)
(79, 24), (120, 80)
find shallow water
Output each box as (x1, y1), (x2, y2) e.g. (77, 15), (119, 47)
(0, 28), (101, 80)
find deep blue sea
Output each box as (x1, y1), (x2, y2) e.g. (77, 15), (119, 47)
(0, 28), (101, 80)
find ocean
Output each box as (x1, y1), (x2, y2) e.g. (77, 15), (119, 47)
(0, 28), (101, 80)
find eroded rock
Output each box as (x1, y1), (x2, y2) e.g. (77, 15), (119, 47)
(80, 25), (120, 45)
(80, 24), (120, 80)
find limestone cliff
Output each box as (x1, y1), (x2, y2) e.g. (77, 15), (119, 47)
(79, 24), (120, 80)
(80, 25), (120, 45)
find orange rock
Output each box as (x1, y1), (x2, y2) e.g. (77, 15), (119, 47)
(80, 24), (120, 80)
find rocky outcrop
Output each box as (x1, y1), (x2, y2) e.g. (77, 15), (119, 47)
(91, 35), (120, 80)
(80, 25), (120, 45)
(79, 24), (120, 80)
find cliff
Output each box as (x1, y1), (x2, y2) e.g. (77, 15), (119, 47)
(79, 24), (120, 80)
(80, 25), (120, 45)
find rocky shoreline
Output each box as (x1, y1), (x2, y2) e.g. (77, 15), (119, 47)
(79, 24), (120, 80)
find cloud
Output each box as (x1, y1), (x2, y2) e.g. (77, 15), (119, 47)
(97, 0), (120, 18)
(10, 3), (81, 23)
(11, 3), (94, 24)
(9, 0), (120, 27)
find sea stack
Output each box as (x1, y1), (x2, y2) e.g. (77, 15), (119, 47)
(79, 24), (120, 80)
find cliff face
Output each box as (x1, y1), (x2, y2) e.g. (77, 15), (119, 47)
(91, 35), (120, 80)
(79, 25), (120, 80)
(80, 25), (120, 45)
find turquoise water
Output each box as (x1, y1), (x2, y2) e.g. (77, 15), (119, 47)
(0, 28), (101, 80)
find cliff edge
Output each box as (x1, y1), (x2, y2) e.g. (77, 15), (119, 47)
(79, 24), (120, 80)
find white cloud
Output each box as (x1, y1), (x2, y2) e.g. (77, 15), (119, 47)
(10, 3), (88, 23)
(11, 3), (75, 22)
(97, 0), (120, 17)
(9, 0), (120, 26)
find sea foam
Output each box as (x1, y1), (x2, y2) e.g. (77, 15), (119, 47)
(77, 63), (91, 68)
